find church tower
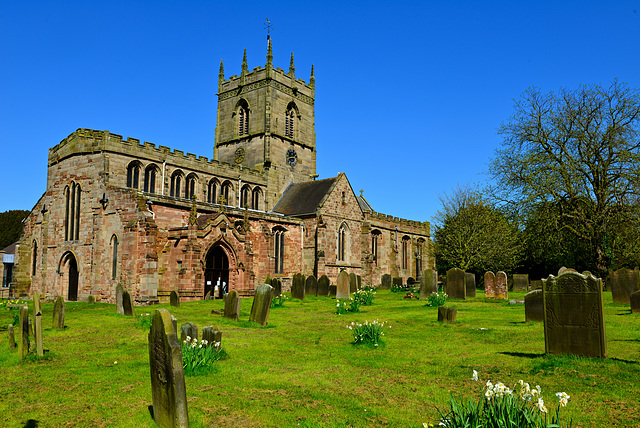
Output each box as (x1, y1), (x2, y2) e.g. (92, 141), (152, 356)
(214, 39), (317, 208)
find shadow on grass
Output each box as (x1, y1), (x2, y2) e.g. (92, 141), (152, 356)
(22, 420), (39, 428)
(499, 351), (544, 359)
(614, 311), (633, 316)
(608, 357), (639, 365)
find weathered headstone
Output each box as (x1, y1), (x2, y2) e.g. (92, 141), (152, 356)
(513, 274), (529, 291)
(609, 268), (639, 304)
(202, 326), (222, 350)
(291, 273), (305, 300)
(249, 283), (274, 326)
(495, 271), (508, 300)
(264, 275), (272, 285)
(329, 285), (337, 297)
(630, 290), (640, 314)
(272, 278), (282, 297)
(223, 290), (241, 321)
(317, 275), (330, 296)
(33, 291), (43, 357)
(170, 290), (180, 307)
(530, 280), (543, 290)
(524, 289), (544, 322)
(464, 272), (476, 298)
(557, 266), (577, 275)
(419, 269), (438, 300)
(356, 275), (361, 290)
(53, 296), (65, 329)
(305, 275), (318, 296)
(18, 305), (30, 358)
(116, 283), (124, 315)
(380, 274), (391, 290)
(543, 271), (606, 358)
(122, 290), (135, 316)
(204, 290), (212, 300)
(87, 295), (95, 304)
(349, 273), (357, 293)
(446, 268), (466, 300)
(336, 271), (350, 299)
(392, 277), (403, 289)
(437, 306), (457, 323)
(180, 322), (198, 344)
(8, 324), (16, 349)
(148, 308), (189, 428)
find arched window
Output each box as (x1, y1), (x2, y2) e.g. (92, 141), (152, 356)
(285, 109), (295, 138)
(126, 162), (141, 189)
(240, 185), (251, 209)
(207, 179), (219, 204)
(111, 235), (119, 280)
(402, 236), (410, 270)
(221, 181), (232, 205)
(144, 165), (158, 194)
(236, 100), (249, 136)
(31, 240), (38, 276)
(371, 230), (381, 265)
(64, 182), (81, 241)
(273, 227), (286, 274)
(338, 223), (348, 262)
(170, 171), (184, 198)
(251, 187), (262, 210)
(185, 173), (198, 200)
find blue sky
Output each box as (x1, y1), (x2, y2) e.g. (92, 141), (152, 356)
(1, 1), (639, 224)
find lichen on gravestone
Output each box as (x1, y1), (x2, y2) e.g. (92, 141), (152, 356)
(249, 284), (274, 326)
(53, 296), (65, 329)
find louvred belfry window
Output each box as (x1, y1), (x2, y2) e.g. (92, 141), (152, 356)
(285, 109), (295, 138)
(238, 106), (249, 136)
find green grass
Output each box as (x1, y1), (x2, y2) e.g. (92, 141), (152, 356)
(0, 290), (639, 427)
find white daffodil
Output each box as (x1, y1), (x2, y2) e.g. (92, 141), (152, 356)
(472, 370), (478, 381)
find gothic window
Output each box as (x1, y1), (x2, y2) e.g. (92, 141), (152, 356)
(251, 187), (262, 210)
(273, 228), (286, 274)
(31, 240), (38, 276)
(371, 230), (381, 265)
(240, 185), (251, 209)
(64, 182), (81, 241)
(185, 174), (198, 200)
(401, 236), (410, 270)
(126, 162), (141, 189)
(285, 109), (295, 138)
(221, 181), (232, 205)
(237, 100), (249, 137)
(207, 179), (219, 203)
(170, 171), (184, 198)
(111, 235), (118, 280)
(338, 223), (348, 262)
(144, 165), (158, 194)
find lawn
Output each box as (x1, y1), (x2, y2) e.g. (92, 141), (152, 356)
(1, 289), (639, 427)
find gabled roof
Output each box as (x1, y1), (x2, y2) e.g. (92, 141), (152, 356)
(272, 177), (339, 216)
(356, 195), (373, 213)
(1, 242), (17, 254)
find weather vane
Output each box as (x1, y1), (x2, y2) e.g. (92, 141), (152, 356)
(264, 18), (272, 40)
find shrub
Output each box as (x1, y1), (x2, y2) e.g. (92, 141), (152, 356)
(427, 291), (448, 307)
(353, 289), (375, 306)
(271, 294), (288, 308)
(346, 319), (386, 347)
(181, 336), (228, 376)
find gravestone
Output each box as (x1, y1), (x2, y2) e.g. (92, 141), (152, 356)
(148, 308), (189, 428)
(356, 275), (361, 290)
(513, 274), (529, 291)
(446, 268), (466, 300)
(291, 273), (305, 300)
(223, 290), (241, 321)
(380, 274), (391, 290)
(53, 296), (65, 329)
(204, 290), (212, 300)
(8, 324), (16, 349)
(484, 271), (496, 298)
(609, 268), (639, 304)
(329, 285), (337, 297)
(557, 266), (577, 275)
(116, 284), (124, 315)
(317, 275), (330, 296)
(271, 278), (282, 297)
(170, 291), (180, 307)
(464, 273), (476, 298)
(630, 290), (640, 314)
(33, 291), (43, 357)
(336, 271), (350, 299)
(249, 283), (274, 326)
(524, 289), (544, 322)
(495, 271), (508, 300)
(305, 275), (318, 296)
(202, 326), (222, 350)
(122, 290), (135, 316)
(18, 305), (30, 358)
(419, 269), (438, 299)
(264, 275), (272, 285)
(349, 273), (357, 293)
(171, 315), (178, 334)
(392, 277), (403, 289)
(530, 280), (543, 290)
(87, 295), (95, 304)
(543, 271), (606, 358)
(437, 306), (457, 323)
(180, 322), (198, 344)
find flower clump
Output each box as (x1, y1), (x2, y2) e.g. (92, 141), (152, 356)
(426, 291), (448, 307)
(346, 319), (387, 347)
(181, 336), (226, 376)
(335, 298), (361, 314)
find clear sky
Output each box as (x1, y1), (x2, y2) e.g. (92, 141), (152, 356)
(1, 1), (639, 224)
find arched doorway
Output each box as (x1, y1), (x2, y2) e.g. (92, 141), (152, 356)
(59, 252), (79, 301)
(204, 246), (229, 299)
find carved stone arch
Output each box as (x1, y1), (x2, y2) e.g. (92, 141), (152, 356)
(143, 163), (160, 194)
(202, 237), (238, 298)
(126, 160), (143, 189)
(58, 251), (79, 301)
(286, 100), (301, 118)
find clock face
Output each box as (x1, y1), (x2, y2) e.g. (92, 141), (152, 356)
(286, 148), (298, 167)
(234, 147), (245, 164)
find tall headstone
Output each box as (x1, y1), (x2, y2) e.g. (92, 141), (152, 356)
(33, 291), (43, 357)
(609, 268), (639, 304)
(464, 273), (476, 298)
(272, 278), (282, 297)
(18, 305), (30, 358)
(349, 273), (357, 293)
(223, 290), (241, 321)
(170, 290), (180, 307)
(630, 290), (640, 314)
(336, 271), (350, 299)
(305, 275), (318, 296)
(437, 306), (457, 323)
(116, 284), (125, 315)
(180, 322), (198, 344)
(317, 275), (330, 296)
(543, 271), (606, 358)
(513, 274), (529, 292)
(446, 268), (466, 300)
(123, 290), (135, 316)
(524, 289), (544, 322)
(148, 308), (189, 428)
(494, 271), (508, 300)
(53, 296), (65, 329)
(291, 273), (305, 300)
(419, 269), (438, 299)
(202, 326), (222, 350)
(249, 283), (274, 326)
(380, 274), (391, 290)
(8, 324), (16, 349)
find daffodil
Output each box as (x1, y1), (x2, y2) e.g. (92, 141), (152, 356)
(472, 370), (478, 381)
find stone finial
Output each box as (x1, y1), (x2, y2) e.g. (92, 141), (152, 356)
(189, 196), (198, 225)
(288, 52), (295, 78)
(266, 37), (273, 69)
(309, 64), (315, 89)
(218, 59), (225, 88)
(241, 49), (248, 75)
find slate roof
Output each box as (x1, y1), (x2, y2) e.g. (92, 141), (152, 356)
(272, 177), (339, 216)
(1, 242), (17, 254)
(356, 195), (373, 213)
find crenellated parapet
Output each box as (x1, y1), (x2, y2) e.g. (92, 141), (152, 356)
(364, 211), (430, 236)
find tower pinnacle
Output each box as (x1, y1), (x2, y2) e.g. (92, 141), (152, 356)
(289, 52), (295, 78)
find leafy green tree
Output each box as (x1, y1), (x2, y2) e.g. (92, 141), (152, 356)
(433, 185), (522, 276)
(0, 210), (30, 250)
(490, 81), (640, 275)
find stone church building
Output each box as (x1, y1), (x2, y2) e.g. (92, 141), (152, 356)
(14, 40), (434, 304)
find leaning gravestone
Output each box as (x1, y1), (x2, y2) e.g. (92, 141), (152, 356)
(437, 306), (457, 323)
(8, 324), (16, 349)
(170, 290), (180, 307)
(291, 273), (305, 300)
(513, 274), (529, 291)
(223, 290), (241, 321)
(116, 283), (125, 315)
(122, 290), (135, 316)
(148, 308), (189, 428)
(336, 271), (350, 299)
(249, 283), (274, 326)
(380, 274), (391, 290)
(18, 305), (30, 358)
(446, 268), (466, 300)
(180, 322), (198, 344)
(271, 278), (282, 297)
(630, 290), (640, 314)
(419, 269), (438, 299)
(524, 289), (544, 322)
(543, 271), (606, 358)
(609, 268), (639, 304)
(317, 275), (330, 296)
(53, 296), (65, 329)
(202, 326), (222, 350)
(349, 273), (357, 293)
(305, 275), (318, 296)
(33, 291), (43, 357)
(465, 272), (476, 298)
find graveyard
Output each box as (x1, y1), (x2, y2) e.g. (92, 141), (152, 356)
(1, 284), (639, 427)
